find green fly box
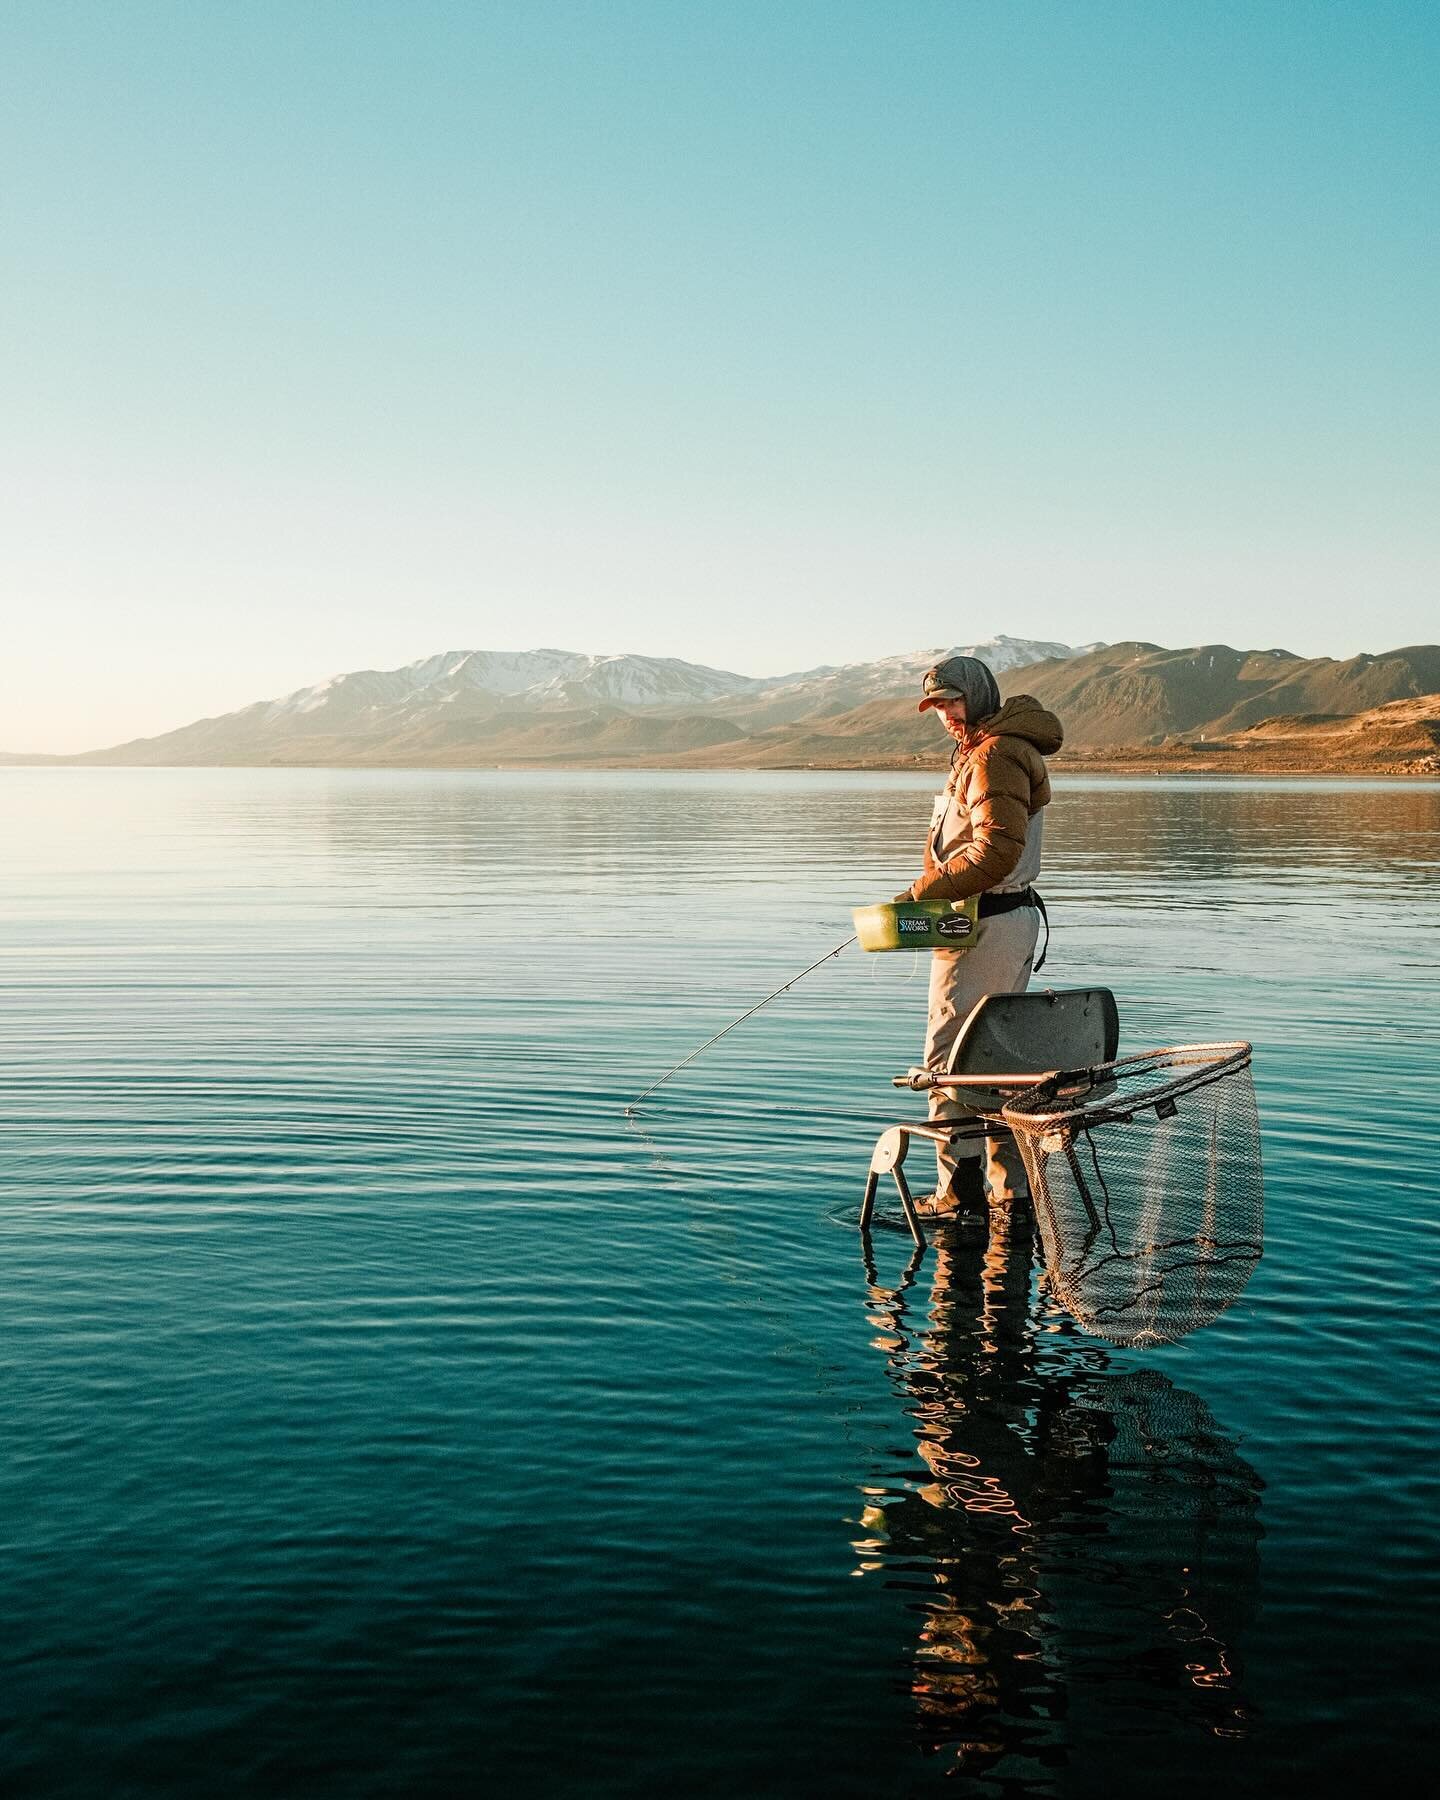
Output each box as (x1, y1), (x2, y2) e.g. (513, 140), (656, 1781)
(851, 896), (981, 952)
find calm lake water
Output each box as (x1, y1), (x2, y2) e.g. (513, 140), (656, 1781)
(2, 769), (1437, 1797)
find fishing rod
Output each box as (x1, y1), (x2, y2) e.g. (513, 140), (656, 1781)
(625, 935), (856, 1114)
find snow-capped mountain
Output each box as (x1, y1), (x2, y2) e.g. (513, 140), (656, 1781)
(253, 636), (1079, 728)
(74, 636), (1096, 765)
(254, 648), (761, 727)
(524, 654), (766, 708)
(756, 636), (1092, 712)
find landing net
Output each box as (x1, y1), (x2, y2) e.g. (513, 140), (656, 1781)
(1002, 1043), (1263, 1348)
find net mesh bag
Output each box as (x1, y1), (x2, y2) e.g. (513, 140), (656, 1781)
(1001, 1044), (1263, 1348)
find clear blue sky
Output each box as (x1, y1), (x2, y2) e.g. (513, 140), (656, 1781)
(2, 0), (1436, 750)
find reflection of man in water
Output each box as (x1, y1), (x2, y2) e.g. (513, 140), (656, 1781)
(857, 1218), (1262, 1781)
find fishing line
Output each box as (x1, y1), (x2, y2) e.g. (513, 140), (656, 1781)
(625, 934), (856, 1115)
(620, 931), (876, 1411)
(621, 930), (929, 1404)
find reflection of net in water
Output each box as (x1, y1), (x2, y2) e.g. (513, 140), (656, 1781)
(1002, 1044), (1263, 1348)
(1063, 1369), (1264, 1738)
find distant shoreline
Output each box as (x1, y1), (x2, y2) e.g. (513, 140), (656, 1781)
(4, 754), (1437, 778)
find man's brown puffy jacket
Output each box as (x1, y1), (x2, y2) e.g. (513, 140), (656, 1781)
(904, 694), (1064, 901)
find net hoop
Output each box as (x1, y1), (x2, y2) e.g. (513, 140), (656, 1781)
(1003, 1042), (1253, 1138)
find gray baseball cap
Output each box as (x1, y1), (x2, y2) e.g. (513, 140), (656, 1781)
(917, 655), (1001, 719)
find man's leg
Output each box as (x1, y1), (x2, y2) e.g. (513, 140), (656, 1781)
(922, 947), (986, 1205)
(984, 1121), (1031, 1207)
(922, 910), (1042, 1206)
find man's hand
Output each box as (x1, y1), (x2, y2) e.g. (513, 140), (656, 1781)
(892, 889), (915, 903)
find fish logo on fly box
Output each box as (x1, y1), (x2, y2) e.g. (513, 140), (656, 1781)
(936, 914), (975, 941)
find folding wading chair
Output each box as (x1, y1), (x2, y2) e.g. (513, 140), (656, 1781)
(859, 988), (1119, 1249)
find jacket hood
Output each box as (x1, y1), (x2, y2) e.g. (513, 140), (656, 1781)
(973, 693), (1064, 756)
(918, 654), (1001, 721)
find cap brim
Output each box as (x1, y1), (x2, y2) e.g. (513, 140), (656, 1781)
(917, 692), (958, 712)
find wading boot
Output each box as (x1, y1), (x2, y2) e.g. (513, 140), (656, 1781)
(914, 1157), (988, 1221)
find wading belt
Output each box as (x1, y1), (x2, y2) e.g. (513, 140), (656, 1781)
(977, 885), (1051, 972)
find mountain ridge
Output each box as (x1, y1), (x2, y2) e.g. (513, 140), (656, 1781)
(5, 637), (1438, 774)
(52, 635), (1080, 765)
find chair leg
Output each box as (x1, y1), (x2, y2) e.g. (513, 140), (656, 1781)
(892, 1162), (926, 1250)
(860, 1126), (927, 1251)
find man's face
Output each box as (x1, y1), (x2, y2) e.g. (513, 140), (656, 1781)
(931, 696), (968, 741)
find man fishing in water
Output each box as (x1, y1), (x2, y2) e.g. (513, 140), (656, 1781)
(894, 656), (1064, 1218)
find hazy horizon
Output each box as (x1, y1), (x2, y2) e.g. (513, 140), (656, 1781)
(4, 1), (1436, 752)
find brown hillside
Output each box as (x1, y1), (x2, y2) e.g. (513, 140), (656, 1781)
(1015, 643), (1440, 748)
(1060, 693), (1440, 774)
(1222, 694), (1440, 767)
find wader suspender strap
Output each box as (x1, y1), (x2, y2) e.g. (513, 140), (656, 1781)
(930, 766), (958, 865)
(1033, 891), (1050, 973)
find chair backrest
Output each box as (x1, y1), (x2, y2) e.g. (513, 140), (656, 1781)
(946, 988), (1119, 1082)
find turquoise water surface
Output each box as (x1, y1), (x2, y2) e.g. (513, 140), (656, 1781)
(2, 769), (1437, 1797)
